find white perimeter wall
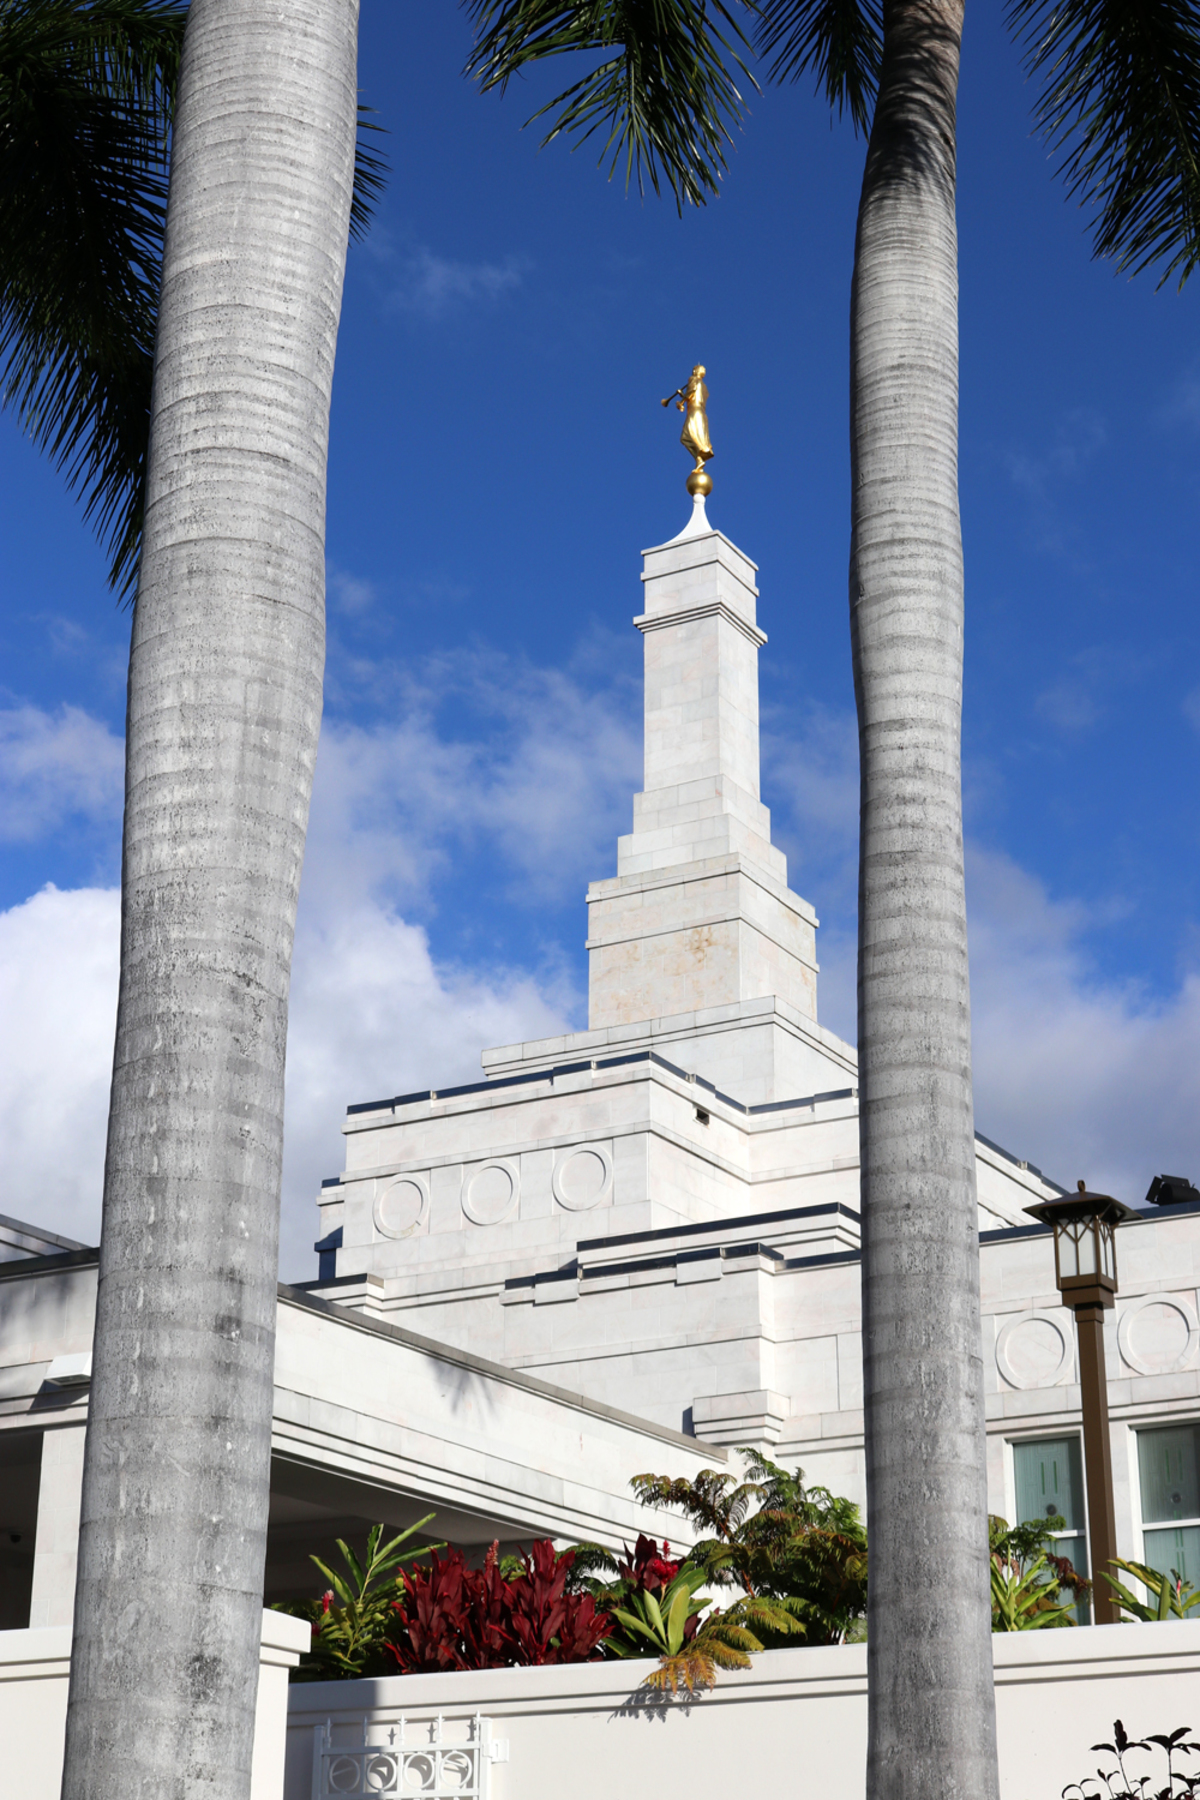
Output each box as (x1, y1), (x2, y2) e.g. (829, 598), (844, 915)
(0, 1610), (310, 1800)
(285, 1622), (1200, 1800)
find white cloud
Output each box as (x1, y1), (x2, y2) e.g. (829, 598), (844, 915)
(801, 845), (1200, 1202)
(1033, 645), (1149, 734)
(967, 846), (1200, 1201)
(1004, 407), (1108, 501)
(0, 886), (119, 1240)
(0, 654), (633, 1269)
(763, 701), (859, 899)
(762, 701), (860, 1044)
(327, 564), (377, 616)
(1184, 687), (1200, 733)
(1000, 408), (1110, 559)
(304, 650), (641, 913)
(1160, 366), (1200, 433)
(389, 245), (526, 319)
(4, 679), (1196, 1280)
(767, 702), (1200, 1200)
(0, 704), (124, 841)
(0, 882), (570, 1276)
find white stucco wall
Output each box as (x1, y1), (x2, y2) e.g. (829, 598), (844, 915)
(285, 1622), (1200, 1800)
(0, 1610), (310, 1800)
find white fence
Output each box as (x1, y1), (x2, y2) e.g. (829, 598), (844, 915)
(0, 1610), (311, 1800)
(311, 1713), (508, 1800)
(286, 1622), (1200, 1800)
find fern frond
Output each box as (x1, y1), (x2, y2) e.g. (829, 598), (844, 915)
(641, 1645), (719, 1692)
(724, 1593), (807, 1637)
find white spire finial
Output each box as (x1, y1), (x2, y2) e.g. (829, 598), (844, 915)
(671, 490), (712, 541)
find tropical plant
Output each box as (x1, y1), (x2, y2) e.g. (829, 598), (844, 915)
(1065, 1720), (1200, 1800)
(630, 1451), (869, 1644)
(0, 0), (183, 593)
(611, 1562), (802, 1694)
(1104, 1557), (1200, 1622)
(990, 1550), (1076, 1630)
(385, 1540), (612, 1673)
(501, 1539), (615, 1664)
(0, 0), (386, 594)
(603, 1559), (711, 1661)
(275, 1518), (442, 1682)
(463, 0), (756, 211)
(568, 1529), (688, 1598)
(987, 1513), (1090, 1630)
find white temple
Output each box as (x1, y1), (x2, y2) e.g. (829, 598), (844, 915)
(3, 499), (1200, 1633)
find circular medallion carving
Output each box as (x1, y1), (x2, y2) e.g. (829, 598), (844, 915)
(462, 1160), (519, 1226)
(373, 1175), (429, 1240)
(552, 1145), (612, 1212)
(995, 1312), (1073, 1390)
(1118, 1294), (1199, 1376)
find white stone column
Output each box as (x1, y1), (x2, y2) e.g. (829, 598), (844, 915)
(29, 1424), (87, 1628)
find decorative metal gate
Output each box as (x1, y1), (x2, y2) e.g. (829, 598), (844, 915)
(312, 1714), (508, 1800)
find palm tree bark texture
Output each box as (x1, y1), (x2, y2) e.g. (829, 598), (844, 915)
(61, 3), (359, 1797)
(851, 1), (999, 1797)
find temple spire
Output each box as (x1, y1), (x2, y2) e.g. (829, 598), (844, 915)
(585, 511), (821, 1045)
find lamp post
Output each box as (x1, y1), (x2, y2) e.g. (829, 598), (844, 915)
(1024, 1181), (1139, 1624)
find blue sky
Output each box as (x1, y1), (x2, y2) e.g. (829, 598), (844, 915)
(1, 6), (1198, 1275)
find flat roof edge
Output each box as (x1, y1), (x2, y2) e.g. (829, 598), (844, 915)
(276, 1282), (727, 1461)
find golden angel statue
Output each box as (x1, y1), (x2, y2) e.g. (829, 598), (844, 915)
(661, 365), (713, 496)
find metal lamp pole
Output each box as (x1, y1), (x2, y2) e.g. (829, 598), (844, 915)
(1024, 1181), (1139, 1624)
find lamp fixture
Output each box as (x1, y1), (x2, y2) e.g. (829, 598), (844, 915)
(1023, 1180), (1139, 1624)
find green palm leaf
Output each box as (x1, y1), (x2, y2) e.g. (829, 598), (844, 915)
(0, 0), (388, 595)
(755, 0), (882, 133)
(0, 0), (182, 593)
(1007, 0), (1200, 286)
(463, 0), (756, 211)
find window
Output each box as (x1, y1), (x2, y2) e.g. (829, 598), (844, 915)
(1137, 1423), (1200, 1588)
(0, 1429), (42, 1630)
(1013, 1435), (1089, 1621)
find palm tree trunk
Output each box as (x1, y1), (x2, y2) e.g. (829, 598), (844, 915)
(61, 3), (359, 1796)
(850, 2), (999, 1798)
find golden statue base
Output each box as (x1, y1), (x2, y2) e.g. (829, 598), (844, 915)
(686, 466), (713, 498)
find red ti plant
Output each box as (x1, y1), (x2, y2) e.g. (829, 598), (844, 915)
(505, 1539), (613, 1665)
(385, 1542), (612, 1673)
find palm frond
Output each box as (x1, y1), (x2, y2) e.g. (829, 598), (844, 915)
(351, 105), (389, 243)
(0, 0), (389, 598)
(1007, 0), (1200, 286)
(0, 0), (184, 593)
(462, 0), (757, 211)
(755, 0), (881, 133)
